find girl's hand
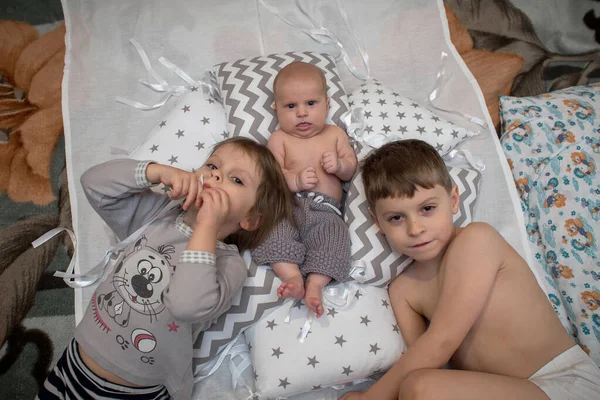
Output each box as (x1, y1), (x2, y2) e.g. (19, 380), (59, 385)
(146, 164), (202, 210)
(195, 187), (230, 230)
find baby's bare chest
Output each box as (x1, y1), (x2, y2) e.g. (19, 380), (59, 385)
(283, 134), (338, 167)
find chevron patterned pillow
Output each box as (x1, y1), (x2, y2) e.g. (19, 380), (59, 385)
(192, 254), (285, 373)
(212, 52), (350, 144)
(344, 166), (481, 288)
(348, 81), (476, 160)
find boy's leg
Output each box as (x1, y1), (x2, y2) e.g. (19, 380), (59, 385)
(302, 207), (351, 317)
(304, 273), (332, 317)
(271, 262), (305, 299)
(398, 369), (549, 400)
(251, 203), (306, 298)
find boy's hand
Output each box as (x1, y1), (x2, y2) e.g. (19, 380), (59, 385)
(322, 151), (340, 175)
(146, 164), (203, 210)
(296, 167), (319, 190)
(195, 188), (230, 230)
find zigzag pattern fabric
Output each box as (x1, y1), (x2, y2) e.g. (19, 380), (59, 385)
(213, 52), (349, 144)
(193, 259), (284, 370)
(344, 166), (481, 288)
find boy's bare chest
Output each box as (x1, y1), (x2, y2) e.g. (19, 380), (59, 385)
(410, 271), (443, 320)
(416, 285), (440, 321)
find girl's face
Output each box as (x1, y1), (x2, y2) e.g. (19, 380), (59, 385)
(195, 144), (261, 235)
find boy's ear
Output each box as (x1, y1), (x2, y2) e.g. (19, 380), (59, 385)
(240, 214), (261, 232)
(451, 184), (460, 214)
(326, 96), (330, 109)
(369, 207), (384, 235)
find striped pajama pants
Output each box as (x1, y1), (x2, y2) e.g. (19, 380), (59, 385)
(36, 339), (170, 400)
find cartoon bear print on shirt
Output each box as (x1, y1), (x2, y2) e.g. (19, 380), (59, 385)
(98, 236), (174, 327)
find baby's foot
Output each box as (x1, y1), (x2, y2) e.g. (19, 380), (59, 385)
(304, 285), (324, 318)
(277, 276), (305, 299)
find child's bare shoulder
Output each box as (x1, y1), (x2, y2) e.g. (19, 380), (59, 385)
(451, 222), (505, 248)
(444, 222), (508, 270)
(268, 129), (286, 142)
(324, 123), (346, 137)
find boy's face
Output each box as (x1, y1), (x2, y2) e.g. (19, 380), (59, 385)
(371, 184), (459, 262)
(274, 76), (329, 139)
(195, 144), (261, 232)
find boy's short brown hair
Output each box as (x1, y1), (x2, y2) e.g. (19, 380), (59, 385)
(360, 139), (453, 210)
(212, 137), (293, 251)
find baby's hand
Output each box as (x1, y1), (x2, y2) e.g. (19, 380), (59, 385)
(296, 167), (318, 190)
(322, 152), (340, 175)
(147, 164), (202, 210)
(195, 188), (230, 230)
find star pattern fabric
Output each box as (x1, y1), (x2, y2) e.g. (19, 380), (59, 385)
(348, 81), (475, 160)
(129, 86), (227, 173)
(244, 284), (407, 398)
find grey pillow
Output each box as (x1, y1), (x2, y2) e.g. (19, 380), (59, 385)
(193, 258), (284, 371)
(211, 52), (349, 144)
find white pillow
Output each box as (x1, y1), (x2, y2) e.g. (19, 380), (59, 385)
(344, 166), (482, 288)
(348, 81), (475, 159)
(244, 284), (406, 399)
(129, 86), (227, 173)
(211, 52), (350, 144)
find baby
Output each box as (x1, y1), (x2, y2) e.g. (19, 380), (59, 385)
(340, 139), (600, 400)
(252, 62), (357, 317)
(37, 137), (292, 399)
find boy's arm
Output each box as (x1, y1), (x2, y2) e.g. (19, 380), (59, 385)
(80, 159), (170, 241)
(333, 127), (357, 181)
(163, 248), (247, 323)
(388, 275), (427, 346)
(267, 130), (299, 192)
(360, 223), (504, 400)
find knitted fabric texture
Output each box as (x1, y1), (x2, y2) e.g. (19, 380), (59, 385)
(251, 192), (351, 283)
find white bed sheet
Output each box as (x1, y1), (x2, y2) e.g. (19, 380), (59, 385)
(61, 0), (535, 398)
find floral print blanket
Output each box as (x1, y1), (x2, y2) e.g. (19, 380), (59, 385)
(500, 83), (600, 365)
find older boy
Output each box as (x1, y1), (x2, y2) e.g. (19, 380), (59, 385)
(341, 139), (600, 400)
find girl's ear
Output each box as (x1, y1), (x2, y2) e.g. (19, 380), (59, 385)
(326, 96), (330, 109)
(240, 214), (261, 232)
(451, 184), (460, 214)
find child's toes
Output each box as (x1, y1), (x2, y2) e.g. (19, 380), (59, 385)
(277, 283), (287, 298)
(306, 297), (323, 317)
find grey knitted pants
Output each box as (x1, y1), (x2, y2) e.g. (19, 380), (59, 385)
(251, 191), (351, 283)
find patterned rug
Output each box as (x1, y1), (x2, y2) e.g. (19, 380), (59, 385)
(0, 2), (72, 399)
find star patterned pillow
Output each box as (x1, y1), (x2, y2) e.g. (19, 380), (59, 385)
(348, 81), (475, 159)
(244, 284), (406, 398)
(129, 85), (227, 182)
